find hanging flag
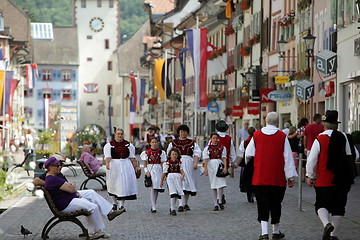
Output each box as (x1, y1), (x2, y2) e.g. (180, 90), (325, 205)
(207, 42), (217, 58)
(226, 0), (235, 18)
(0, 71), (4, 110)
(162, 58), (172, 98)
(154, 59), (165, 101)
(44, 98), (50, 129)
(8, 79), (18, 121)
(130, 76), (137, 110)
(186, 28), (208, 108)
(140, 78), (146, 110)
(179, 48), (188, 86)
(2, 71), (13, 115)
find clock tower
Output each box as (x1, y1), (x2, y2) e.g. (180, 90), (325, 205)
(74, 0), (120, 136)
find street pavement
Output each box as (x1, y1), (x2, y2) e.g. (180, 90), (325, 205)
(0, 156), (359, 240)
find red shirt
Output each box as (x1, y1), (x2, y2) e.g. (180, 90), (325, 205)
(304, 123), (324, 150)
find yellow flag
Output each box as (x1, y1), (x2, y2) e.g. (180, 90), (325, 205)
(226, 0), (232, 18)
(0, 71), (4, 110)
(154, 59), (165, 101)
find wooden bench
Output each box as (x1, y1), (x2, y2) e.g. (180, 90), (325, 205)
(77, 160), (107, 191)
(41, 187), (90, 240)
(62, 162), (77, 177)
(10, 149), (32, 176)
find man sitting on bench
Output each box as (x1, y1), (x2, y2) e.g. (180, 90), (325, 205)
(44, 156), (124, 239)
(80, 146), (106, 175)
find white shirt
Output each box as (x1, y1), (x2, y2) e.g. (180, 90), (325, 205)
(238, 141), (245, 157)
(245, 125), (298, 179)
(306, 130), (352, 179)
(282, 128), (289, 136)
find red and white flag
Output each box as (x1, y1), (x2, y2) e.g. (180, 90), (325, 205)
(186, 28), (208, 108)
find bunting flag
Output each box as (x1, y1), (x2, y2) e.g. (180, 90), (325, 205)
(179, 48), (189, 86)
(154, 59), (165, 101)
(129, 74), (146, 111)
(186, 28), (208, 108)
(25, 63), (38, 89)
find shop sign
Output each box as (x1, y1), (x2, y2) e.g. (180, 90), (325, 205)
(252, 89), (260, 101)
(296, 80), (314, 100)
(247, 103), (259, 115)
(325, 81), (335, 97)
(260, 88), (275, 103)
(212, 79), (227, 85)
(315, 50), (337, 75)
(207, 101), (219, 112)
(268, 90), (292, 102)
(232, 106), (244, 117)
(275, 76), (290, 84)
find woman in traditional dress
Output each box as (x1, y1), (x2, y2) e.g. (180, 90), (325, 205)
(203, 133), (227, 211)
(140, 137), (167, 213)
(104, 128), (139, 211)
(166, 124), (201, 211)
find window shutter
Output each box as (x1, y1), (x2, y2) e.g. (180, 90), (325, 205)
(37, 89), (42, 100)
(72, 70), (76, 81)
(37, 109), (43, 119)
(57, 70), (61, 79)
(323, 29), (330, 51)
(38, 69), (42, 80)
(72, 90), (77, 100)
(52, 70), (57, 80)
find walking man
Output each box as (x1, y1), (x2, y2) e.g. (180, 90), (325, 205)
(245, 112), (297, 240)
(306, 110), (357, 240)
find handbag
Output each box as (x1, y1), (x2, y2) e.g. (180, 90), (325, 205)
(216, 163), (230, 178)
(144, 175), (152, 188)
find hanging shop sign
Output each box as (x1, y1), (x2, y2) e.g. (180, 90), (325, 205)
(275, 76), (290, 84)
(207, 101), (219, 113)
(252, 89), (260, 101)
(247, 103), (259, 115)
(268, 90), (292, 102)
(260, 88), (275, 103)
(325, 81), (335, 97)
(315, 50), (337, 75)
(212, 79), (227, 85)
(232, 106), (244, 117)
(296, 80), (315, 100)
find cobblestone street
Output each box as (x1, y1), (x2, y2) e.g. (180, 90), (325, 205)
(1, 162), (359, 240)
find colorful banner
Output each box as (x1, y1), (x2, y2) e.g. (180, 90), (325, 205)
(154, 59), (165, 101)
(232, 106), (244, 117)
(275, 76), (290, 84)
(186, 28), (208, 108)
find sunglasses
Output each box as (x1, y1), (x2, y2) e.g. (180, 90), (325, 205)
(51, 163), (62, 168)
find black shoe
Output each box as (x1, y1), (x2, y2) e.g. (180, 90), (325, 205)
(323, 223), (334, 240)
(218, 202), (224, 210)
(112, 204), (118, 211)
(151, 208), (156, 213)
(272, 232), (285, 240)
(170, 210), (177, 216)
(329, 237), (339, 240)
(119, 206), (126, 212)
(258, 234), (269, 240)
(178, 206), (184, 212)
(107, 208), (125, 221)
(213, 206), (219, 211)
(222, 194), (226, 204)
(184, 205), (191, 211)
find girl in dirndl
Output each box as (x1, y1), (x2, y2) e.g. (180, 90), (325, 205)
(160, 148), (185, 216)
(140, 137), (167, 213)
(104, 128), (139, 211)
(203, 133), (227, 211)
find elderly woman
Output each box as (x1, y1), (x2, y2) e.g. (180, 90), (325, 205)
(104, 128), (139, 211)
(80, 146), (107, 175)
(44, 156), (124, 239)
(166, 124), (201, 212)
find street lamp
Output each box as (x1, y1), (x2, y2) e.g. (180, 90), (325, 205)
(303, 29), (316, 58)
(277, 35), (287, 58)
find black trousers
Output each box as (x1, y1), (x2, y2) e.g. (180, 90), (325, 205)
(254, 185), (286, 224)
(315, 185), (351, 216)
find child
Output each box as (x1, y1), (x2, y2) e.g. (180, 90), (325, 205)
(140, 138), (167, 213)
(203, 133), (227, 211)
(160, 148), (185, 216)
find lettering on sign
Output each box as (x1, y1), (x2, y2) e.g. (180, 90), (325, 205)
(268, 90), (292, 102)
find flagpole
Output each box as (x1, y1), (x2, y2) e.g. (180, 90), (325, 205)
(194, 15), (199, 138)
(181, 37), (185, 124)
(163, 50), (168, 133)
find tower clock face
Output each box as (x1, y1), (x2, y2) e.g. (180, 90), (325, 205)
(89, 17), (104, 32)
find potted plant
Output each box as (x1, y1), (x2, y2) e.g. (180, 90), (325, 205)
(35, 130), (56, 159)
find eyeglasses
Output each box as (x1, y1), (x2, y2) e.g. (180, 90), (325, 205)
(52, 163), (62, 168)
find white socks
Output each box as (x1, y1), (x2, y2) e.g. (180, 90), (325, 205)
(272, 223), (280, 234)
(261, 221), (268, 235)
(317, 208), (330, 227)
(331, 215), (342, 237)
(118, 200), (125, 208)
(150, 188), (157, 210)
(217, 188), (224, 204)
(179, 197), (184, 207)
(170, 198), (177, 211)
(184, 193), (190, 205)
(111, 196), (117, 205)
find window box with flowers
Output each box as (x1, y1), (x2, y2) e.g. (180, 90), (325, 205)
(240, 46), (251, 56)
(209, 45), (226, 60)
(225, 25), (235, 36)
(224, 65), (235, 75)
(239, 0), (253, 11)
(278, 10), (295, 29)
(248, 33), (261, 47)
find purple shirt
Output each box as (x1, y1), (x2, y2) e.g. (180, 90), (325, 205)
(81, 152), (101, 173)
(45, 175), (78, 211)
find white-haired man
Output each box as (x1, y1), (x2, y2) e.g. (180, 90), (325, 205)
(245, 112), (297, 240)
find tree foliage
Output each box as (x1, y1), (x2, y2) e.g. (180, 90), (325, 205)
(11, 0), (148, 41)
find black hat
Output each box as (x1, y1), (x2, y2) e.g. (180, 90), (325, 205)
(177, 124), (190, 134)
(215, 120), (229, 132)
(323, 110), (341, 123)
